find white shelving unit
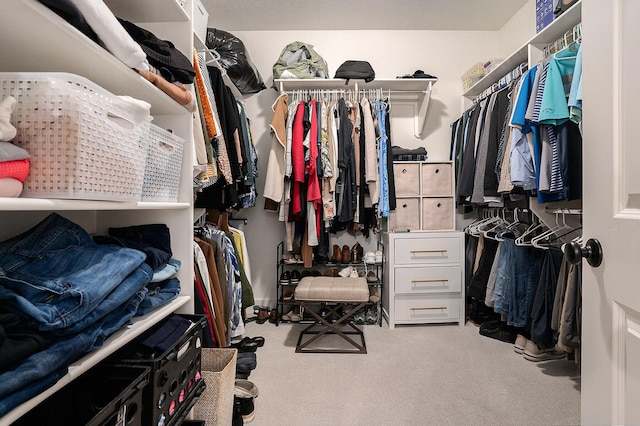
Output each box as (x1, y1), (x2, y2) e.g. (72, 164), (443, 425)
(463, 0), (582, 99)
(275, 77), (437, 138)
(0, 0), (198, 423)
(461, 0), (583, 228)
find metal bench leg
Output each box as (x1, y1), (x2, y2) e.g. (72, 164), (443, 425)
(295, 301), (367, 354)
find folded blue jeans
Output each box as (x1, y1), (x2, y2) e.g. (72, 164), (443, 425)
(135, 277), (181, 317)
(0, 288), (146, 411)
(0, 213), (146, 332)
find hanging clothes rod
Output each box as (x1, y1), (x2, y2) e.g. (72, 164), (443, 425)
(545, 207), (583, 215)
(473, 62), (528, 103)
(543, 22), (582, 58)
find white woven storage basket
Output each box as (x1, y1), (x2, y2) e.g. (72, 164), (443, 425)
(141, 124), (184, 202)
(193, 348), (237, 426)
(0, 72), (150, 201)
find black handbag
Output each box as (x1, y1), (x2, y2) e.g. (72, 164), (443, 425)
(334, 60), (375, 83)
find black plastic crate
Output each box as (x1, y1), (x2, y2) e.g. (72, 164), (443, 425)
(14, 364), (150, 426)
(108, 314), (207, 426)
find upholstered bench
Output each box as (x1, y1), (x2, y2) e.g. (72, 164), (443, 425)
(294, 276), (369, 354)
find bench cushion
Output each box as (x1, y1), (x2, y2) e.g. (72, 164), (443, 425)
(294, 276), (369, 303)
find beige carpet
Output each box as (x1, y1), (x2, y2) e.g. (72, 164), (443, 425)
(239, 321), (580, 426)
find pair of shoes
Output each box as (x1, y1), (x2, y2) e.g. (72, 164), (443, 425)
(366, 270), (378, 283)
(290, 270), (301, 285)
(353, 307), (366, 325)
(364, 251), (383, 264)
(338, 266), (359, 278)
(323, 268), (339, 277)
(478, 320), (517, 343)
(365, 306), (379, 324)
(369, 286), (380, 303)
(514, 334), (527, 354)
(279, 271), (290, 285)
(282, 306), (301, 322)
(522, 340), (566, 362)
(231, 336), (265, 353)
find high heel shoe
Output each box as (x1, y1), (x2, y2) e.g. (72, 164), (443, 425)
(351, 242), (363, 263)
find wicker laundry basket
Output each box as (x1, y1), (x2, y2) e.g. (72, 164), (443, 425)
(193, 348), (237, 425)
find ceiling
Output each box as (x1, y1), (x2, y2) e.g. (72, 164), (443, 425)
(203, 0), (530, 31)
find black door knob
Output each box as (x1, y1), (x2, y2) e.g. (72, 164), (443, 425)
(563, 238), (603, 267)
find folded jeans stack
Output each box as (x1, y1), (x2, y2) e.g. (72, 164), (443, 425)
(0, 213), (181, 416)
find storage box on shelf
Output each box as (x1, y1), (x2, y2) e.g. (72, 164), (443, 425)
(0, 72), (151, 202)
(142, 124), (185, 202)
(389, 161), (455, 232)
(107, 314), (206, 426)
(13, 365), (151, 426)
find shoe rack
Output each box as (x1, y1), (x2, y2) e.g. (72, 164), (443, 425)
(275, 241), (384, 326)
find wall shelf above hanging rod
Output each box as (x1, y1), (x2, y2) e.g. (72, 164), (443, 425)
(275, 78), (436, 138)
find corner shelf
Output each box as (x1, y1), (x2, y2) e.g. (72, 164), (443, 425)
(463, 0), (582, 99)
(275, 77), (437, 138)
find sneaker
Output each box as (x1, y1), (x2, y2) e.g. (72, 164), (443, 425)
(364, 251), (376, 264)
(523, 340), (566, 362)
(234, 396), (255, 423)
(374, 250), (383, 264)
(279, 271), (291, 285)
(281, 309), (293, 321)
(289, 306), (302, 322)
(365, 306), (379, 324)
(235, 379), (259, 399)
(353, 308), (366, 324)
(338, 266), (353, 278)
(366, 270), (378, 283)
(290, 269), (301, 285)
(514, 334), (527, 354)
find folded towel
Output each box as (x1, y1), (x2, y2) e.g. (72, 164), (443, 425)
(0, 142), (30, 162)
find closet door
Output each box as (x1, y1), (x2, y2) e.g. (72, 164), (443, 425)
(581, 0), (640, 424)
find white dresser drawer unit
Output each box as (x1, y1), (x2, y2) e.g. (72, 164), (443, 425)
(383, 231), (465, 328)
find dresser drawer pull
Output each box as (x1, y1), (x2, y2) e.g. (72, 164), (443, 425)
(410, 306), (447, 311)
(412, 279), (448, 284)
(410, 249), (447, 254)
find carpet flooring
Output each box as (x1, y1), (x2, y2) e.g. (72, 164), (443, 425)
(238, 320), (581, 425)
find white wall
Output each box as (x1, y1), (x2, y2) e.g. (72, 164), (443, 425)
(218, 29), (502, 307)
(498, 0), (536, 56)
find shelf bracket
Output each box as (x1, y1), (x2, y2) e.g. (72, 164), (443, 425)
(414, 81), (433, 139)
